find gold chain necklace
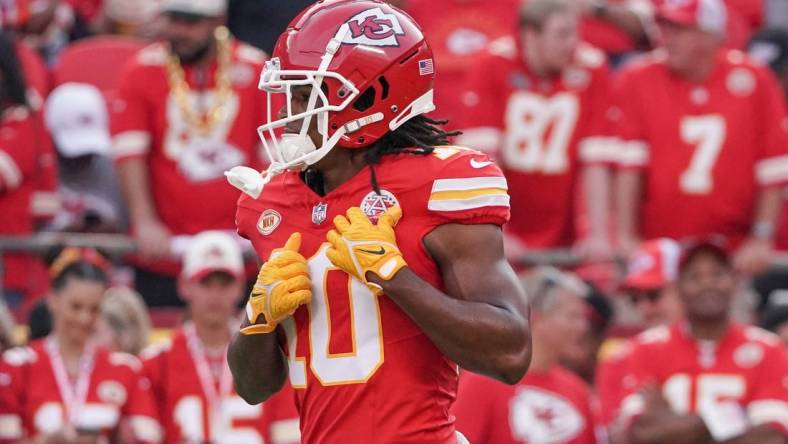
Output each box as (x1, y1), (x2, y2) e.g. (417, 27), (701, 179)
(165, 26), (233, 136)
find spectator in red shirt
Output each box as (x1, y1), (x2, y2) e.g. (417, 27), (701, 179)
(453, 267), (599, 444)
(112, 0), (266, 305)
(402, 0), (520, 131)
(0, 30), (53, 307)
(614, 0), (788, 276)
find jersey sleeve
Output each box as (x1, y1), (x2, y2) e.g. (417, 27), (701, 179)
(577, 61), (621, 167)
(753, 66), (788, 187)
(110, 57), (153, 161)
(611, 67), (650, 170)
(0, 347), (35, 443)
(745, 344), (788, 435)
(0, 111), (38, 194)
(424, 148), (510, 227)
(455, 51), (508, 156)
(595, 343), (634, 426)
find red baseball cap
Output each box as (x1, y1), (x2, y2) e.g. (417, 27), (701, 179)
(623, 238), (681, 290)
(658, 0), (727, 35)
(678, 236), (731, 272)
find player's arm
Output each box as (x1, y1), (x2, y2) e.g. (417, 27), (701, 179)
(380, 223), (530, 383)
(228, 233), (311, 404)
(228, 326), (289, 404)
(327, 206), (531, 384)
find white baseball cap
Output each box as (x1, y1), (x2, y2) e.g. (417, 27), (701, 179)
(163, 0), (227, 17)
(658, 0), (727, 36)
(182, 231), (244, 282)
(44, 83), (112, 158)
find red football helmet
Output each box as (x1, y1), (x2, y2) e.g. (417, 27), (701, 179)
(257, 0), (436, 173)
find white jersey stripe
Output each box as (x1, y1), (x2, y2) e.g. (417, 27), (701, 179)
(428, 194), (510, 212)
(431, 176), (508, 193)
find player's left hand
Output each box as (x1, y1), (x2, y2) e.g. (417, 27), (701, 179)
(326, 206), (408, 294)
(733, 237), (773, 276)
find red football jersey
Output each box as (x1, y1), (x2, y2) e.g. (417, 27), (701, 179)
(459, 38), (615, 248)
(142, 324), (300, 444)
(0, 338), (161, 443)
(236, 148), (510, 443)
(619, 323), (788, 435)
(615, 49), (788, 244)
(111, 41), (267, 274)
(402, 0), (520, 130)
(0, 106), (53, 295)
(453, 368), (599, 444)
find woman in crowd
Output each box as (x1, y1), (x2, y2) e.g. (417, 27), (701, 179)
(0, 248), (161, 444)
(96, 287), (151, 356)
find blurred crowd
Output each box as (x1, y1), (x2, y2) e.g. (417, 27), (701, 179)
(0, 0), (786, 442)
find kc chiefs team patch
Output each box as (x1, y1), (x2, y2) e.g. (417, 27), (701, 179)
(361, 190), (399, 223)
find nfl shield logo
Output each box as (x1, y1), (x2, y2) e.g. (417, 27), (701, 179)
(312, 203), (328, 225)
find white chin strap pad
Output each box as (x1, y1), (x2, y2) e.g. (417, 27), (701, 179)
(279, 133), (318, 164)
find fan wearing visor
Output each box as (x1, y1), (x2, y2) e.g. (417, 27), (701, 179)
(226, 1), (532, 443)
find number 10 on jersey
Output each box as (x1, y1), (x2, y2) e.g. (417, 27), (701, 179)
(283, 246), (385, 387)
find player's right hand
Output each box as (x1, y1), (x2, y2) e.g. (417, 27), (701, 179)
(241, 233), (312, 335)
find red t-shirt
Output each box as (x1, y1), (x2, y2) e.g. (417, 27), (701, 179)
(141, 325), (300, 444)
(402, 0), (520, 130)
(111, 41), (267, 275)
(0, 339), (161, 443)
(459, 38), (615, 248)
(619, 323), (788, 436)
(614, 49), (788, 244)
(453, 368), (599, 444)
(236, 147), (510, 443)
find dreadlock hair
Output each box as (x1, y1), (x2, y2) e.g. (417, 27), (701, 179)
(363, 115), (461, 194)
(0, 31), (28, 109)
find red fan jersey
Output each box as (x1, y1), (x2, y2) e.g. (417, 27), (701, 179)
(459, 38), (615, 248)
(615, 49), (788, 244)
(0, 338), (161, 443)
(402, 0), (520, 130)
(236, 148), (510, 443)
(594, 339), (635, 426)
(0, 106), (53, 296)
(142, 324), (300, 444)
(453, 368), (599, 444)
(619, 323), (788, 436)
(111, 41), (267, 275)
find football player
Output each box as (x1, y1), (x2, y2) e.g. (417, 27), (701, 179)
(142, 231), (299, 444)
(614, 0), (788, 275)
(225, 1), (531, 442)
(617, 239), (788, 444)
(0, 249), (161, 443)
(457, 0), (617, 262)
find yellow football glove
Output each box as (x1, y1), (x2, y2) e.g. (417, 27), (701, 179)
(241, 232), (312, 335)
(326, 206), (407, 294)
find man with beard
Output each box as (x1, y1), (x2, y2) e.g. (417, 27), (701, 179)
(111, 0), (267, 305)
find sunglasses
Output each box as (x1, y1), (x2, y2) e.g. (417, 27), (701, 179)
(627, 290), (663, 306)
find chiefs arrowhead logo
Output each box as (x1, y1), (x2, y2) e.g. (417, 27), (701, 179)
(338, 7), (405, 47)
